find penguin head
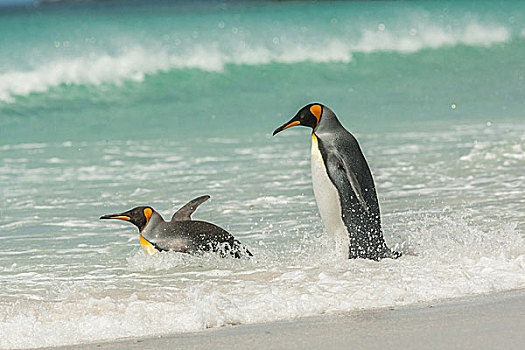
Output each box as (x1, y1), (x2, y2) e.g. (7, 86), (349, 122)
(100, 206), (154, 232)
(273, 103), (324, 136)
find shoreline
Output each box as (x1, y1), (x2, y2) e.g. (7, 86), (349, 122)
(43, 288), (525, 350)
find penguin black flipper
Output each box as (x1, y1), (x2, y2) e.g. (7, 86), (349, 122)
(317, 133), (399, 260)
(171, 195), (210, 221)
(328, 150), (370, 213)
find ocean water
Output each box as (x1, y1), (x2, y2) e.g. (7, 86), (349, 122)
(1, 0), (524, 348)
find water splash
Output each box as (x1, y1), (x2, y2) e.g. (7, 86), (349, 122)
(1, 212), (523, 349)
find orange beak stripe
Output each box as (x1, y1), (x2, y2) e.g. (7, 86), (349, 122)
(109, 216), (130, 221)
(281, 120), (301, 131)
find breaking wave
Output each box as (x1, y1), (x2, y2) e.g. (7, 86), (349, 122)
(0, 22), (511, 103)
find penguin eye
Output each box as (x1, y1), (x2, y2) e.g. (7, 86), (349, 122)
(336, 162), (344, 170)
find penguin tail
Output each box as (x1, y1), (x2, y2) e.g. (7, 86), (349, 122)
(232, 240), (253, 259)
(378, 247), (402, 260)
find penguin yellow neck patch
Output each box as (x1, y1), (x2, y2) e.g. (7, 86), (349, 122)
(310, 104), (322, 123)
(139, 233), (159, 255)
(282, 120), (300, 130)
(139, 207), (158, 254)
(311, 133), (322, 161)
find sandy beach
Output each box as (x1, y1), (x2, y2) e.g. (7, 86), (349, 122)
(45, 289), (525, 350)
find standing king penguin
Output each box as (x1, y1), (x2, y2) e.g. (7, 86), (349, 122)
(273, 104), (400, 260)
(100, 195), (252, 258)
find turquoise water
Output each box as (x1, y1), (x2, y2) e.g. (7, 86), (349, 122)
(1, 1), (524, 348)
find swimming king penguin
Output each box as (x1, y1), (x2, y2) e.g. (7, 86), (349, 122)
(273, 104), (400, 260)
(100, 195), (252, 258)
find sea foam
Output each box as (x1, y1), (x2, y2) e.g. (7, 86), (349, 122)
(1, 125), (524, 349)
(0, 22), (510, 103)
(1, 215), (524, 349)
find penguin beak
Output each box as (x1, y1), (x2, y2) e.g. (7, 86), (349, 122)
(100, 214), (131, 221)
(273, 118), (301, 136)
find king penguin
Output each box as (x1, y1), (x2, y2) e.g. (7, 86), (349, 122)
(100, 195), (252, 258)
(273, 103), (400, 260)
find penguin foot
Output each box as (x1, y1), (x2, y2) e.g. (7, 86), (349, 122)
(349, 245), (402, 261)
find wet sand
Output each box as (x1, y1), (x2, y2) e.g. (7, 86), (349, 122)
(44, 289), (525, 350)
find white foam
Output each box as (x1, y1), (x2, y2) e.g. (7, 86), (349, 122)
(460, 139), (525, 163)
(1, 214), (524, 349)
(354, 22), (509, 53)
(0, 21), (510, 102)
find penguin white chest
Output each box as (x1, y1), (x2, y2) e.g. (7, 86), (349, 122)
(311, 135), (349, 253)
